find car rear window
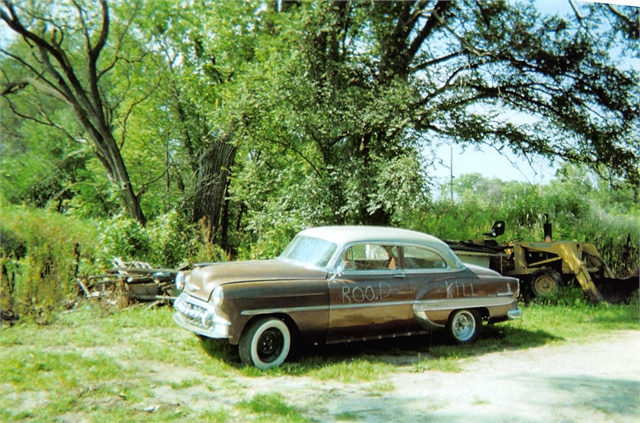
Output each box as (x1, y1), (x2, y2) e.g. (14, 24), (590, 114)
(403, 245), (448, 269)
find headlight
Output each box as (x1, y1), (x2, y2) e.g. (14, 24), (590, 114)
(212, 286), (224, 306)
(175, 271), (190, 291)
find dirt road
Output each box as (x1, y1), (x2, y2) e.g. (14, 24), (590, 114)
(185, 330), (639, 423)
(317, 330), (640, 423)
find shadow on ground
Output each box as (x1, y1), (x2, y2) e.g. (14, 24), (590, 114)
(196, 324), (563, 373)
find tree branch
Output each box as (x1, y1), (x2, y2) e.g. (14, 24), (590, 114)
(0, 80), (28, 95)
(118, 75), (162, 151)
(407, 0), (453, 61)
(98, 2), (138, 82)
(264, 135), (323, 178)
(411, 50), (464, 72)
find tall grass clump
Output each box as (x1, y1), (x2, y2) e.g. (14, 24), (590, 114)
(0, 204), (100, 320)
(0, 205), (231, 318)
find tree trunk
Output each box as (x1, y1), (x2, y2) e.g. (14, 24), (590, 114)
(193, 131), (237, 244)
(0, 1), (148, 225)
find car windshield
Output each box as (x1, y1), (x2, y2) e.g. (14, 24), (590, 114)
(278, 235), (338, 270)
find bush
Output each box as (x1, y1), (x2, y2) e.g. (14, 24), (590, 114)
(0, 206), (231, 319)
(97, 211), (227, 268)
(0, 205), (100, 320)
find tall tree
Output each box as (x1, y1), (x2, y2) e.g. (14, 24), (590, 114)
(231, 0), (638, 238)
(0, 0), (152, 224)
(142, 0), (279, 248)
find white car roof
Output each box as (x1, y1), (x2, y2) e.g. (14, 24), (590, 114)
(299, 226), (448, 250)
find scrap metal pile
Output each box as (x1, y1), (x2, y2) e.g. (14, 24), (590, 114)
(76, 258), (179, 308)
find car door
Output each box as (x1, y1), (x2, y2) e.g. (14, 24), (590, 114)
(327, 243), (413, 343)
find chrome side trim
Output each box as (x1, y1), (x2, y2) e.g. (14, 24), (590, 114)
(413, 310), (445, 330)
(242, 297), (519, 317)
(413, 297), (515, 312)
(241, 300), (414, 316)
(241, 304), (329, 316)
(326, 330), (429, 345)
(330, 300), (414, 310)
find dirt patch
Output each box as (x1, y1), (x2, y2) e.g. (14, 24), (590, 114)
(352, 330), (640, 423)
(150, 330), (639, 422)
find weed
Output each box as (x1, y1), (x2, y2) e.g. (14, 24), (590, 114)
(412, 355), (462, 373)
(472, 399), (490, 406)
(307, 357), (395, 383)
(170, 377), (203, 390)
(197, 408), (231, 423)
(237, 393), (308, 423)
(335, 411), (359, 420)
(364, 381), (395, 396)
(0, 205), (101, 318)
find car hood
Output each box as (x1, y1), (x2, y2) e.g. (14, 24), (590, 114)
(184, 259), (328, 302)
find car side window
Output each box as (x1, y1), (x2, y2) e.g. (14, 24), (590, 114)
(403, 246), (448, 270)
(342, 244), (398, 271)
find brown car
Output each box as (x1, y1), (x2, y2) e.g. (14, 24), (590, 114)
(173, 226), (522, 369)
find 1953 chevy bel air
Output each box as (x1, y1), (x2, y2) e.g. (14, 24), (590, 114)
(173, 226), (521, 369)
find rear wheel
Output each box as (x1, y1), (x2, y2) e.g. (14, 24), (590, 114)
(239, 317), (291, 370)
(446, 309), (482, 344)
(529, 268), (563, 298)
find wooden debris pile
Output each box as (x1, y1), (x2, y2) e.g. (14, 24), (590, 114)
(76, 258), (178, 308)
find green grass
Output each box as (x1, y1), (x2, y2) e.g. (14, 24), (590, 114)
(361, 381), (395, 397)
(305, 357), (394, 383)
(413, 355), (463, 373)
(335, 411), (359, 421)
(169, 377), (203, 390)
(237, 393), (308, 423)
(0, 294), (638, 422)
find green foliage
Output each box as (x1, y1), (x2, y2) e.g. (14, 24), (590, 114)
(306, 358), (393, 383)
(97, 211), (228, 268)
(0, 0), (172, 225)
(0, 204), (100, 319)
(420, 166), (639, 276)
(527, 285), (592, 308)
(1, 351), (123, 393)
(413, 356), (462, 373)
(3, 0), (639, 262)
(0, 205), (232, 319)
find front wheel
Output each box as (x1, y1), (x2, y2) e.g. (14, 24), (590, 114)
(529, 268), (564, 298)
(239, 317), (291, 370)
(446, 309), (482, 344)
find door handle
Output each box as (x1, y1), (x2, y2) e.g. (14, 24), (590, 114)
(393, 273), (405, 279)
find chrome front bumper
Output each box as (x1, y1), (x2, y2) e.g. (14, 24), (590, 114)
(173, 294), (230, 339)
(507, 308), (522, 320)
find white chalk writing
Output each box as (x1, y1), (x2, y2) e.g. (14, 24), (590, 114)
(445, 281), (478, 298)
(342, 283), (392, 304)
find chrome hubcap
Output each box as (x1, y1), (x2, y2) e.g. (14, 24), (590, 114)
(453, 312), (475, 341)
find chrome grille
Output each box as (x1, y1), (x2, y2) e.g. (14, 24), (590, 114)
(174, 296), (210, 329)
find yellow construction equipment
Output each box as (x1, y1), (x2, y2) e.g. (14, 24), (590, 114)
(446, 219), (638, 303)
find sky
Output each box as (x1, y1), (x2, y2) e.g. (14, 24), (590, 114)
(431, 0), (638, 184)
(430, 144), (558, 186)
